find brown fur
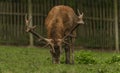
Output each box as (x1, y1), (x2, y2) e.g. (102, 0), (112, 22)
(45, 5), (80, 64)
(25, 5), (84, 64)
(45, 5), (78, 40)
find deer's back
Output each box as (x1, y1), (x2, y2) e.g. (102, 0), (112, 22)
(45, 5), (77, 39)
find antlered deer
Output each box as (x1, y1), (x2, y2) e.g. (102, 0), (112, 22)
(25, 5), (84, 64)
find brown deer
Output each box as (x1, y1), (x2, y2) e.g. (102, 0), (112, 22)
(25, 5), (84, 64)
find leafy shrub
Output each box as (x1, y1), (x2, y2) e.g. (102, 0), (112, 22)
(75, 50), (97, 64)
(97, 68), (108, 73)
(105, 55), (120, 64)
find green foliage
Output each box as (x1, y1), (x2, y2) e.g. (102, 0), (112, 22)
(75, 50), (97, 64)
(60, 50), (97, 64)
(0, 46), (120, 73)
(105, 55), (120, 64)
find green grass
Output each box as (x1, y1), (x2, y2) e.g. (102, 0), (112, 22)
(0, 46), (120, 73)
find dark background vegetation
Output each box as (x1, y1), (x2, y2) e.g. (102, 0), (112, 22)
(0, 0), (120, 50)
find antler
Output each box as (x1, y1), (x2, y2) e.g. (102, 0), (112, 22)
(56, 24), (81, 46)
(77, 9), (81, 16)
(25, 14), (55, 52)
(77, 9), (84, 16)
(25, 14), (46, 40)
(62, 23), (80, 43)
(61, 11), (84, 45)
(77, 9), (84, 24)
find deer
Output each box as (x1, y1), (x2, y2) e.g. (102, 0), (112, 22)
(25, 5), (84, 64)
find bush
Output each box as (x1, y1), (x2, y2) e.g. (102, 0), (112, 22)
(105, 55), (120, 64)
(75, 50), (97, 64)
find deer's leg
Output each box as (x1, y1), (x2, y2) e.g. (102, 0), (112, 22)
(64, 44), (71, 64)
(64, 37), (71, 64)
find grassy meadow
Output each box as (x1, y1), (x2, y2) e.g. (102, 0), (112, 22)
(0, 46), (120, 73)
